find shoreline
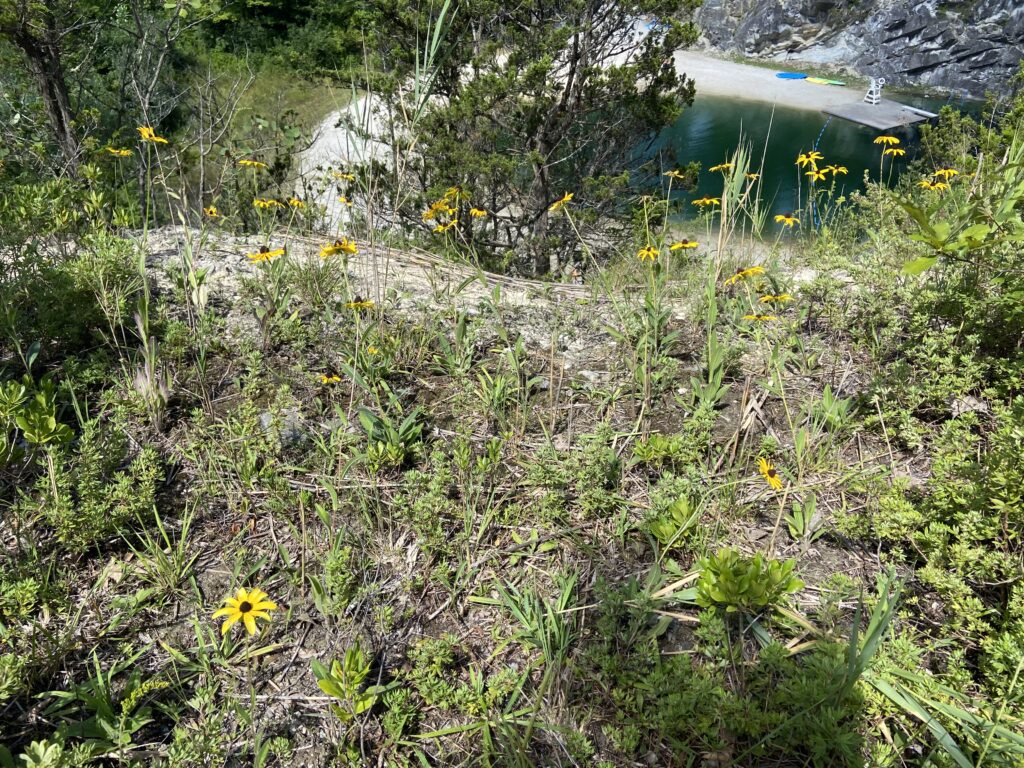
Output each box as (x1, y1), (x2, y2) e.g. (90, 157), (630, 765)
(674, 50), (865, 113)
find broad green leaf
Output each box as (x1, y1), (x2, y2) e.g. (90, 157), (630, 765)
(902, 256), (937, 276)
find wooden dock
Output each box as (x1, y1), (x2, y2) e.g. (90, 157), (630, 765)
(822, 99), (938, 130)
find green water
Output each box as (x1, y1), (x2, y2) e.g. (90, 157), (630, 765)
(655, 92), (960, 220)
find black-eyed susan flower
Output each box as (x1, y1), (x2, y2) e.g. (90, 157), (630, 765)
(743, 313), (777, 322)
(239, 159), (268, 169)
(932, 168), (958, 180)
(760, 294), (793, 304)
(670, 239), (699, 250)
(320, 238), (358, 258)
(873, 135), (900, 146)
(775, 213), (799, 227)
(345, 298), (375, 310)
(421, 200), (452, 221)
(796, 151), (823, 168)
(247, 246), (285, 262)
(757, 457), (784, 491)
(320, 373), (342, 384)
(137, 126), (168, 144)
(106, 147), (132, 157)
(254, 198), (284, 210)
(663, 169), (688, 181)
(709, 162), (734, 173)
(434, 219), (458, 233)
(724, 266), (765, 286)
(469, 207), (488, 218)
(917, 179), (935, 189)
(332, 170), (356, 181)
(824, 165), (848, 176)
(637, 245), (660, 261)
(367, 345), (379, 356)
(549, 192), (573, 212)
(338, 196), (353, 207)
(203, 205), (220, 218)
(805, 168), (827, 182)
(927, 181), (950, 191)
(692, 196), (721, 208)
(212, 587), (277, 636)
(883, 147), (906, 158)
(288, 197), (305, 209)
(443, 186), (467, 202)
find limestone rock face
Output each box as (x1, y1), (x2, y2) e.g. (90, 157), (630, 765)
(696, 0), (1023, 97)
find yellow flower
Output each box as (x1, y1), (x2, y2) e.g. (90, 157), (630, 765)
(743, 314), (777, 322)
(320, 238), (358, 258)
(549, 192), (574, 212)
(367, 346), (379, 356)
(338, 196), (353, 206)
(929, 181), (950, 191)
(805, 168), (827, 182)
(345, 298), (375, 310)
(469, 207), (488, 218)
(669, 239), (699, 250)
(774, 213), (799, 227)
(332, 171), (356, 181)
(796, 151), (823, 168)
(874, 135), (900, 146)
(708, 162), (734, 173)
(137, 126), (168, 144)
(757, 457), (784, 491)
(825, 165), (848, 176)
(253, 198), (284, 209)
(745, 173), (760, 181)
(917, 179), (936, 189)
(932, 168), (958, 180)
(760, 294), (793, 304)
(320, 373), (342, 384)
(288, 197), (305, 209)
(663, 169), (688, 181)
(692, 196), (721, 208)
(239, 159), (268, 169)
(247, 246), (285, 262)
(203, 205), (220, 218)
(106, 147), (132, 158)
(212, 587), (277, 636)
(883, 147), (906, 158)
(443, 186), (467, 202)
(724, 266), (765, 286)
(637, 245), (660, 261)
(434, 219), (459, 233)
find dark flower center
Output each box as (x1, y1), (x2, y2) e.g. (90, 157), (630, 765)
(239, 601), (253, 613)
(767, 469), (777, 478)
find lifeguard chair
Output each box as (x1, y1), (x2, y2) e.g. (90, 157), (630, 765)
(864, 77), (885, 105)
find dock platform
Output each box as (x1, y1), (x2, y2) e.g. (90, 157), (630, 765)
(822, 99), (938, 130)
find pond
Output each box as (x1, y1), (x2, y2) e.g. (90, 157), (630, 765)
(654, 91), (966, 220)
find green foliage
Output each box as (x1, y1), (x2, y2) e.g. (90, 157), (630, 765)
(312, 640), (389, 723)
(356, 405), (425, 473)
(696, 549), (804, 614)
(32, 421), (161, 550)
(647, 495), (700, 551)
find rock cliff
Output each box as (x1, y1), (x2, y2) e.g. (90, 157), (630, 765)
(696, 0), (1023, 97)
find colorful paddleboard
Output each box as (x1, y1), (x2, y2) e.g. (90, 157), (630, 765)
(807, 76), (847, 86)
(776, 72), (808, 79)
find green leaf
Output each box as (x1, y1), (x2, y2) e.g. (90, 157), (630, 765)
(902, 256), (937, 276)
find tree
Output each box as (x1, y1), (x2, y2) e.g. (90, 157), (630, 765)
(0, 1), (83, 172)
(363, 0), (701, 274)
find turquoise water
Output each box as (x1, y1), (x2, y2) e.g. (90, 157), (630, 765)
(654, 92), (960, 219)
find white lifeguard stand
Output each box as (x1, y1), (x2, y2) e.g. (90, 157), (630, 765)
(864, 77), (885, 105)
